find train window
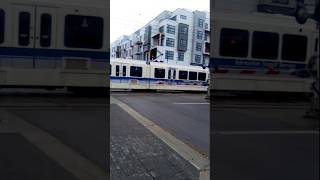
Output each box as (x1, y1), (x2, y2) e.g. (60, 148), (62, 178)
(116, 65), (120, 76)
(64, 15), (103, 49)
(0, 9), (4, 44)
(123, 66), (126, 76)
(189, 71), (197, 80)
(173, 70), (176, 79)
(220, 28), (249, 57)
(252, 31), (279, 59)
(154, 68), (165, 78)
(282, 34), (307, 62)
(179, 70), (188, 80)
(40, 14), (52, 47)
(19, 12), (31, 46)
(198, 72), (206, 81)
(109, 65), (111, 75)
(130, 66), (142, 77)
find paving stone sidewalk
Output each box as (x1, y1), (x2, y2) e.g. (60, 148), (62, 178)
(110, 104), (199, 180)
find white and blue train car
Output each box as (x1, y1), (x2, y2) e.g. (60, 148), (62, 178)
(0, 0), (108, 90)
(110, 58), (209, 92)
(210, 10), (318, 93)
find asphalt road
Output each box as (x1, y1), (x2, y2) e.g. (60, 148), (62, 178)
(112, 92), (210, 156)
(212, 96), (319, 180)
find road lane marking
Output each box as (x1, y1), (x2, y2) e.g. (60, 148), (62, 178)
(215, 130), (319, 135)
(0, 109), (106, 180)
(111, 96), (210, 180)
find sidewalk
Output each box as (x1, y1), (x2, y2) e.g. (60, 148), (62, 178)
(0, 133), (79, 180)
(110, 103), (199, 180)
(0, 109), (106, 180)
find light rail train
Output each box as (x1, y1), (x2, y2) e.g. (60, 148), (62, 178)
(110, 58), (209, 92)
(210, 9), (318, 93)
(0, 0), (108, 92)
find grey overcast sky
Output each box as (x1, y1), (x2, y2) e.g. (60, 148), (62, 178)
(111, 0), (209, 42)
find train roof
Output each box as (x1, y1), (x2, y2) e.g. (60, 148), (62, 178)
(3, 0), (107, 8)
(110, 58), (209, 71)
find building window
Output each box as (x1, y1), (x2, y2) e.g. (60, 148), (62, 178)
(282, 34), (307, 62)
(197, 31), (203, 40)
(198, 19), (204, 28)
(198, 72), (206, 81)
(167, 25), (175, 34)
(252, 31), (279, 60)
(65, 15), (104, 49)
(204, 32), (209, 41)
(165, 50), (174, 60)
(205, 23), (208, 29)
(180, 15), (187, 20)
(154, 68), (165, 78)
(40, 14), (52, 47)
(195, 54), (201, 63)
(159, 26), (164, 33)
(220, 28), (249, 57)
(179, 39), (187, 47)
(166, 38), (175, 47)
(18, 12), (31, 46)
(180, 26), (188, 34)
(170, 16), (177, 21)
(0, 9), (4, 44)
(196, 43), (202, 51)
(130, 66), (143, 77)
(178, 51), (184, 61)
(160, 35), (164, 46)
(179, 70), (188, 80)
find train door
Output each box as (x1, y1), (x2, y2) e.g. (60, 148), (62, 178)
(115, 64), (129, 88)
(13, 5), (57, 66)
(168, 68), (176, 85)
(35, 7), (57, 49)
(13, 5), (35, 49)
(14, 5), (57, 49)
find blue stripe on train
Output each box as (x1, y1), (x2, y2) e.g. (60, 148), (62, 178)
(110, 76), (209, 86)
(210, 58), (306, 70)
(0, 47), (109, 60)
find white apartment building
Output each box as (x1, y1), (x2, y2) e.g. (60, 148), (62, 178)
(111, 8), (210, 67)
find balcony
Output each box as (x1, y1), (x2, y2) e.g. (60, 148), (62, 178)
(152, 32), (165, 39)
(143, 46), (150, 52)
(134, 40), (143, 45)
